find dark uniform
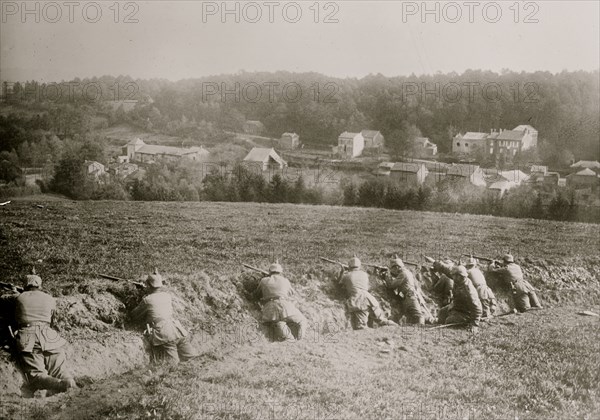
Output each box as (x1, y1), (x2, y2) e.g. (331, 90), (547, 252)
(466, 262), (497, 318)
(131, 273), (197, 363)
(491, 256), (542, 312)
(339, 258), (396, 330)
(14, 275), (76, 393)
(431, 259), (455, 307)
(382, 260), (425, 325)
(256, 265), (307, 342)
(438, 266), (482, 328)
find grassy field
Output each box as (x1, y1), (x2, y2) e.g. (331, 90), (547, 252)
(0, 200), (599, 419)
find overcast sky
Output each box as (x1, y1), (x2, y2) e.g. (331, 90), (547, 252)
(1, 1), (599, 82)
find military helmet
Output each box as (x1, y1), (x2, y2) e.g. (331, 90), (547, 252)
(453, 265), (468, 277)
(348, 257), (361, 269)
(25, 274), (42, 288)
(269, 262), (283, 274)
(146, 268), (163, 288)
(466, 257), (476, 268)
(503, 254), (514, 263)
(390, 258), (404, 268)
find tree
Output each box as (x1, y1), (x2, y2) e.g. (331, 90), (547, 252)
(386, 123), (421, 160)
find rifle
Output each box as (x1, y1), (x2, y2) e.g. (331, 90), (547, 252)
(427, 322), (466, 331)
(319, 257), (349, 270)
(414, 288), (434, 320)
(462, 254), (495, 263)
(0, 281), (23, 293)
(242, 263), (269, 276)
(364, 263), (388, 272)
(97, 273), (146, 288)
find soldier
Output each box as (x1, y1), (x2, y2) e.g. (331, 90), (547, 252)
(13, 272), (77, 394)
(490, 254), (542, 312)
(377, 258), (426, 325)
(428, 258), (455, 307)
(337, 257), (397, 330)
(255, 262), (307, 342)
(437, 265), (482, 330)
(465, 258), (497, 319)
(131, 270), (197, 363)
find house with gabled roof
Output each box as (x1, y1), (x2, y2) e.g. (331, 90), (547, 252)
(566, 168), (600, 191)
(390, 162), (428, 185)
(499, 169), (530, 185)
(446, 164), (487, 187)
(122, 139), (209, 163)
(279, 132), (300, 150)
(452, 132), (488, 155)
(570, 160), (600, 173)
(361, 130), (384, 149)
(337, 132), (364, 158)
(243, 147), (287, 171)
(453, 125), (537, 158)
(83, 160), (106, 179)
(243, 120), (265, 135)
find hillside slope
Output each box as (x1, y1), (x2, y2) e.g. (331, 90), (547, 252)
(0, 200), (599, 419)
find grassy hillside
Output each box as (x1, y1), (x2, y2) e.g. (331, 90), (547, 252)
(0, 200), (599, 419)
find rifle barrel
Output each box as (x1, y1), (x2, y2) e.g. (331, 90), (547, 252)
(242, 264), (269, 276)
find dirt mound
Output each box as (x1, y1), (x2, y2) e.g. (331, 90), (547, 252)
(2, 257), (599, 398)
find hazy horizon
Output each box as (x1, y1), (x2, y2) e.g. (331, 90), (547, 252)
(1, 1), (598, 84)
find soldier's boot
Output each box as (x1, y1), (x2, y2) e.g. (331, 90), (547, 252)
(274, 321), (295, 342)
(529, 292), (542, 309)
(292, 319), (308, 341)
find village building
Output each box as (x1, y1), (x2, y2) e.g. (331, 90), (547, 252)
(413, 137), (438, 157)
(337, 132), (365, 158)
(566, 168), (600, 191)
(453, 125), (537, 157)
(445, 164), (487, 187)
(243, 120), (265, 135)
(122, 139), (209, 163)
(570, 160), (600, 173)
(108, 162), (139, 179)
(488, 180), (518, 197)
(361, 130), (384, 149)
(279, 132), (300, 150)
(499, 169), (530, 185)
(452, 132), (488, 155)
(243, 147), (287, 171)
(389, 162), (429, 185)
(83, 160), (106, 180)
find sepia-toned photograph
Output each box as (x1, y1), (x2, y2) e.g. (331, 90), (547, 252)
(1, 1), (599, 418)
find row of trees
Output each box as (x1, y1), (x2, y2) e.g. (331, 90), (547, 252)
(4, 70), (599, 166)
(341, 178), (593, 223)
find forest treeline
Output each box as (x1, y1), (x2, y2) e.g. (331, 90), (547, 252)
(2, 69), (599, 165)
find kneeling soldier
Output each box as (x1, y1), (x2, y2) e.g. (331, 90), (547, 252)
(14, 272), (77, 393)
(490, 254), (542, 313)
(437, 266), (482, 330)
(255, 262), (307, 342)
(465, 258), (497, 319)
(338, 257), (397, 330)
(131, 270), (197, 363)
(379, 258), (426, 325)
